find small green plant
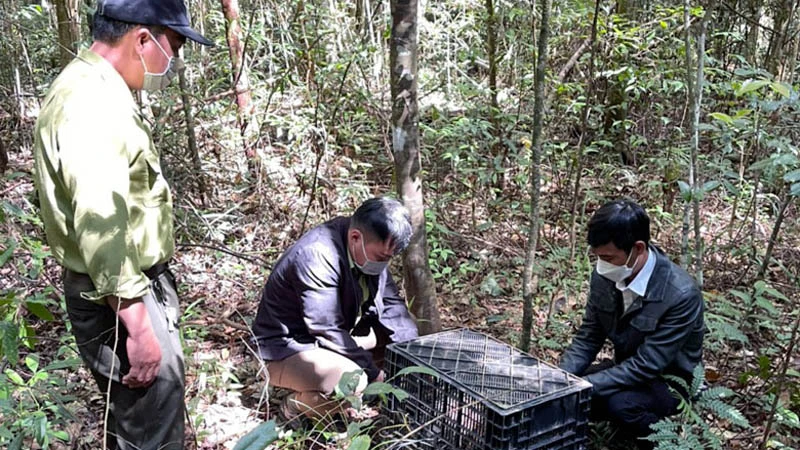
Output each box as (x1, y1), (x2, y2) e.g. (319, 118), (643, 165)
(646, 365), (750, 450)
(0, 196), (80, 449)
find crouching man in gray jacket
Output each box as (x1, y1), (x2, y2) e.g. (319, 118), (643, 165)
(252, 197), (419, 419)
(560, 199), (705, 449)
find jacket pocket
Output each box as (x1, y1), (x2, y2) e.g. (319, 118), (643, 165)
(630, 315), (658, 332)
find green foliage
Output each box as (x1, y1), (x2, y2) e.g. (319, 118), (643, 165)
(232, 420), (279, 450)
(0, 195), (77, 448)
(646, 365), (749, 450)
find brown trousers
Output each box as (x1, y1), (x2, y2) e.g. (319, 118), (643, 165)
(268, 348), (369, 417)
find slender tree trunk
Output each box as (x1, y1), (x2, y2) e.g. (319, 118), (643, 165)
(568, 0), (601, 261)
(55, 0), (80, 68)
(766, 0), (792, 75)
(744, 0), (762, 65)
(520, 0), (551, 353)
(391, 0), (441, 336)
(220, 0), (253, 141)
(691, 8), (707, 287)
(757, 192), (794, 279)
(0, 139), (7, 174)
(680, 0), (695, 271)
(760, 306), (800, 448)
(177, 66), (206, 204)
(486, 0), (504, 192)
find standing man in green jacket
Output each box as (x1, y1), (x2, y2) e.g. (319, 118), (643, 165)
(33, 1), (212, 448)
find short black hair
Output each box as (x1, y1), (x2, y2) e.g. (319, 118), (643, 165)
(350, 197), (413, 254)
(92, 10), (164, 45)
(587, 199), (650, 253)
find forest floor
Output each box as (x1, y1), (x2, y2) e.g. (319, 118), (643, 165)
(2, 120), (799, 449)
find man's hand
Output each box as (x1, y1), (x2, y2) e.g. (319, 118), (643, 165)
(123, 326), (162, 388)
(108, 297), (162, 388)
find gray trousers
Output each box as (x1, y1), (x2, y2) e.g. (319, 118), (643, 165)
(64, 268), (185, 450)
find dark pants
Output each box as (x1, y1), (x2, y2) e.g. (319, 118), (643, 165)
(586, 362), (681, 450)
(64, 268), (185, 450)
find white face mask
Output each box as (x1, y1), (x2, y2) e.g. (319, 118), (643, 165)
(353, 232), (389, 276)
(140, 31), (183, 91)
(596, 248), (639, 283)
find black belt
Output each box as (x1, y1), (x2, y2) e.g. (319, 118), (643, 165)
(143, 262), (169, 280)
(65, 262), (168, 282)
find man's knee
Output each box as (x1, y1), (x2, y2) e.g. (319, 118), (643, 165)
(604, 390), (662, 435)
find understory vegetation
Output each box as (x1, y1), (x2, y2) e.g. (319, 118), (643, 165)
(1, 0), (799, 448)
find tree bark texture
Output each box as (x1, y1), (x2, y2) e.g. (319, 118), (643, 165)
(757, 192), (794, 280)
(520, 0), (551, 353)
(177, 66), (206, 203)
(0, 138), (7, 174)
(690, 8), (707, 288)
(391, 0), (442, 336)
(486, 0), (504, 190)
(220, 0), (253, 140)
(55, 0), (80, 68)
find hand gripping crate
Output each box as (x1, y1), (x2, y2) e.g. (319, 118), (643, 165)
(385, 329), (591, 450)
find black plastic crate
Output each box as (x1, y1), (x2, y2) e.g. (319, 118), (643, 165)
(386, 329), (591, 450)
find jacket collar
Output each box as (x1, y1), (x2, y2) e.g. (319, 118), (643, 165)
(641, 245), (673, 302)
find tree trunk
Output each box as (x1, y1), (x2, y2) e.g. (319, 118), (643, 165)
(0, 138), (7, 174)
(220, 0), (253, 142)
(744, 0), (762, 65)
(520, 0), (551, 353)
(757, 191), (794, 280)
(486, 0), (504, 193)
(55, 0), (80, 68)
(689, 7), (708, 287)
(766, 0), (792, 76)
(391, 0), (441, 336)
(177, 65), (206, 204)
(568, 0), (601, 261)
(760, 303), (800, 449)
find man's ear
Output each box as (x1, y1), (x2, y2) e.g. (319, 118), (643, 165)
(132, 27), (151, 56)
(635, 240), (647, 253)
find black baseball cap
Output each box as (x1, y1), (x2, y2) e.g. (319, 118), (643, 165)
(97, 0), (214, 46)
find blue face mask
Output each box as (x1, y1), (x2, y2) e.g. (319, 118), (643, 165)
(354, 232), (389, 276)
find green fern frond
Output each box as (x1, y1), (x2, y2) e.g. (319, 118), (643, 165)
(701, 398), (750, 428)
(690, 364), (705, 396)
(698, 386), (734, 401)
(662, 373), (690, 395)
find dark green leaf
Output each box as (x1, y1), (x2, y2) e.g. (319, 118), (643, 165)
(233, 421), (279, 450)
(362, 382), (394, 396)
(8, 432), (23, 450)
(347, 435), (371, 450)
(1, 322), (19, 364)
(335, 370), (365, 397)
(42, 358), (81, 372)
(26, 302), (55, 321)
(701, 181), (720, 193)
(0, 239), (16, 268)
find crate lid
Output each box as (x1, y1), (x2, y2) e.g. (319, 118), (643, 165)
(388, 328), (592, 415)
